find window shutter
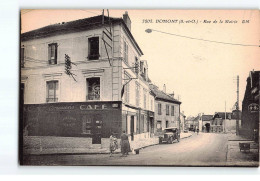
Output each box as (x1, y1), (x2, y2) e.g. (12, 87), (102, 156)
(48, 44), (51, 61)
(54, 44), (57, 63)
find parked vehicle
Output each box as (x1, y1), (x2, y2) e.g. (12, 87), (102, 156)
(159, 127), (180, 144)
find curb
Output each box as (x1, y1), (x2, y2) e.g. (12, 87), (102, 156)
(24, 135), (193, 156)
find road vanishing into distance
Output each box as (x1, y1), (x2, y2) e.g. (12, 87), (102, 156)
(23, 133), (230, 166)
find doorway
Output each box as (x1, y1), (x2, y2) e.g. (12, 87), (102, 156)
(92, 115), (102, 144)
(130, 116), (134, 141)
(205, 123), (210, 133)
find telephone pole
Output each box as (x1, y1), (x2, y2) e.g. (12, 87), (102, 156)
(236, 75), (239, 135)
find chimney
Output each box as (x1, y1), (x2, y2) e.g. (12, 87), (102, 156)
(163, 84), (166, 93)
(169, 91), (175, 98)
(123, 11), (131, 31)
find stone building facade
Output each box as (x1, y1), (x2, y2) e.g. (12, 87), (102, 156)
(20, 12), (155, 148)
(149, 84), (181, 135)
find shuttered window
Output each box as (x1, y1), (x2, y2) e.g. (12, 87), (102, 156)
(48, 43), (57, 64)
(46, 81), (58, 102)
(88, 37), (99, 60)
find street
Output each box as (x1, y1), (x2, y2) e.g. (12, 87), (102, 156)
(23, 133), (230, 166)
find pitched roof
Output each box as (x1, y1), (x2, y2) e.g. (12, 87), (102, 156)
(201, 115), (213, 121)
(21, 15), (143, 55)
(214, 111), (241, 120)
(149, 84), (181, 104)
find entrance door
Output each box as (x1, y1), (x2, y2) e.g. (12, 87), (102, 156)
(149, 117), (154, 136)
(130, 116), (134, 141)
(205, 123), (210, 133)
(92, 115), (102, 144)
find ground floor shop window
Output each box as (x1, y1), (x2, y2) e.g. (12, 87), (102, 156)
(86, 77), (100, 100)
(82, 115), (92, 135)
(46, 80), (58, 103)
(157, 121), (162, 132)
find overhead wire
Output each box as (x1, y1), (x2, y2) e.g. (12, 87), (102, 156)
(149, 29), (259, 47)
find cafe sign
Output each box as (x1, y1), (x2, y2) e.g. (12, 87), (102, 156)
(248, 103), (259, 113)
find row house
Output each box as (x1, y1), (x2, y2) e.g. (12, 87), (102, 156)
(149, 84), (181, 135)
(20, 12), (154, 147)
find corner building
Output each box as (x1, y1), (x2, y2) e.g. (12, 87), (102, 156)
(20, 12), (154, 147)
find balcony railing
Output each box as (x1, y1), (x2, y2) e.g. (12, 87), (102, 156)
(86, 93), (100, 101)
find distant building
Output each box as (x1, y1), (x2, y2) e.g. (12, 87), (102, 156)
(212, 111), (241, 133)
(186, 115), (199, 131)
(201, 115), (213, 132)
(180, 112), (186, 132)
(241, 70), (259, 140)
(149, 84), (181, 135)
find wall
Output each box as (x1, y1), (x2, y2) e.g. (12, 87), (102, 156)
(154, 100), (180, 134)
(23, 101), (122, 138)
(21, 26), (121, 104)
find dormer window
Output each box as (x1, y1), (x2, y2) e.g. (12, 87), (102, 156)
(48, 43), (57, 65)
(88, 37), (99, 60)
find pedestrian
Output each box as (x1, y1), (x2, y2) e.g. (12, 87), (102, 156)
(197, 128), (199, 135)
(120, 130), (130, 157)
(109, 132), (118, 157)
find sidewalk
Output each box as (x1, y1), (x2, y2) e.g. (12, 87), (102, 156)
(226, 134), (259, 167)
(24, 133), (192, 156)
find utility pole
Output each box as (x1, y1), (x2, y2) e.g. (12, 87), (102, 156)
(224, 101), (226, 133)
(236, 75), (239, 135)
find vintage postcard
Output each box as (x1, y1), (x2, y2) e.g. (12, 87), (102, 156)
(20, 9), (259, 166)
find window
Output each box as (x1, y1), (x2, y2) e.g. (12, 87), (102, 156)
(124, 73), (130, 103)
(21, 47), (25, 68)
(86, 78), (100, 100)
(166, 105), (169, 115)
(157, 121), (162, 132)
(88, 37), (99, 60)
(135, 57), (139, 74)
(143, 68), (147, 80)
(48, 43), (57, 64)
(135, 82), (140, 106)
(158, 103), (162, 115)
(46, 81), (58, 102)
(143, 89), (147, 109)
(82, 116), (92, 135)
(171, 106), (174, 116)
(140, 61), (143, 72)
(123, 41), (128, 63)
(166, 121), (169, 128)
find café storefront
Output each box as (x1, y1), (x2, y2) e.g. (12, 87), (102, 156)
(22, 101), (122, 144)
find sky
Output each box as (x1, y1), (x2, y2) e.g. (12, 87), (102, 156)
(21, 9), (260, 117)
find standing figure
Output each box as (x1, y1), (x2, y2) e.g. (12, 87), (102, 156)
(109, 132), (118, 157)
(120, 130), (130, 157)
(197, 128), (199, 135)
